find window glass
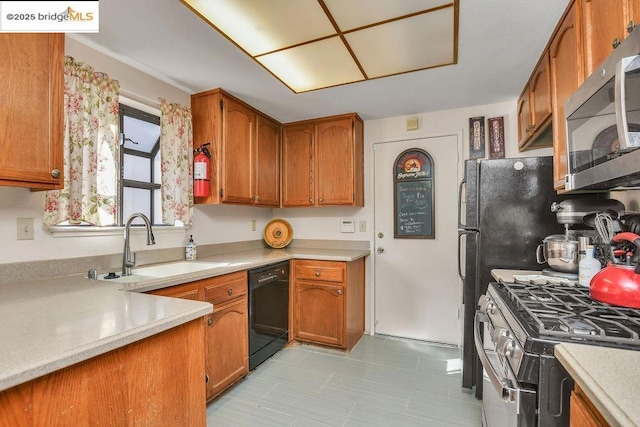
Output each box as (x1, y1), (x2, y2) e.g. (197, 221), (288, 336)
(123, 187), (151, 220)
(123, 115), (160, 153)
(153, 151), (162, 185)
(123, 153), (151, 182)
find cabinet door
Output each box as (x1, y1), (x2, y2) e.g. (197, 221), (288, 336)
(315, 117), (355, 205)
(221, 97), (254, 204)
(255, 114), (281, 207)
(550, 1), (584, 190)
(517, 89), (532, 147)
(282, 123), (314, 206)
(206, 297), (248, 400)
(530, 51), (552, 132)
(582, 0), (626, 76)
(0, 34), (64, 189)
(294, 281), (345, 347)
(630, 0), (640, 32)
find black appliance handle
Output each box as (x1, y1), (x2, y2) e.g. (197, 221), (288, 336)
(457, 230), (469, 281)
(457, 177), (467, 229)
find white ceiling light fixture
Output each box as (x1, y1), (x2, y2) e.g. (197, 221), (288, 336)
(181, 0), (459, 93)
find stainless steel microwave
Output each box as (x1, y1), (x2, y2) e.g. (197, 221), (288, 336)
(565, 27), (640, 191)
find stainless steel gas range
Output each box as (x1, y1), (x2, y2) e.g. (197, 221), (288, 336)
(475, 279), (640, 426)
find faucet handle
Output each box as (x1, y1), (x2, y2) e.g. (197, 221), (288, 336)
(130, 252), (137, 267)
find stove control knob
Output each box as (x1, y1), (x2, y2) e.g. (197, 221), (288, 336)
(486, 300), (496, 315)
(503, 338), (516, 357)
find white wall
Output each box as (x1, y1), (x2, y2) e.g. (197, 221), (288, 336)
(0, 38), (270, 264)
(0, 37), (558, 266)
(276, 100), (553, 244)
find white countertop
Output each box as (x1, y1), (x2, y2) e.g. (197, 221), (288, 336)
(0, 247), (369, 392)
(556, 343), (640, 427)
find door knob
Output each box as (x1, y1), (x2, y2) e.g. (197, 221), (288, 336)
(378, 232), (384, 238)
(377, 247), (384, 254)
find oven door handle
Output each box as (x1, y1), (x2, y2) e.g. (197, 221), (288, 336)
(474, 311), (527, 403)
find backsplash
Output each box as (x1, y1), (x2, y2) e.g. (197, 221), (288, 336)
(0, 239), (370, 286)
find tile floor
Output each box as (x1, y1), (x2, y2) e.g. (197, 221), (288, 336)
(206, 335), (482, 426)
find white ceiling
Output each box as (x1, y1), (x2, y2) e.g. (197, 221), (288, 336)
(71, 0), (570, 122)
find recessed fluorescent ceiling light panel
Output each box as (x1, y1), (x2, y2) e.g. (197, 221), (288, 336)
(181, 0), (459, 93)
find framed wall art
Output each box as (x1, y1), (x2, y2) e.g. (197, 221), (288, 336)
(488, 116), (505, 159)
(469, 116), (485, 159)
(393, 148), (435, 239)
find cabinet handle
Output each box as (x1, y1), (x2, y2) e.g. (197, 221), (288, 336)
(613, 38), (621, 49)
(205, 374), (209, 383)
(207, 318), (213, 326)
(51, 169), (61, 179)
(251, 195), (256, 201)
(628, 20), (636, 34)
(227, 288), (233, 295)
(309, 198), (313, 204)
(318, 197), (323, 203)
(315, 271), (320, 277)
(337, 289), (343, 295)
(257, 195), (261, 202)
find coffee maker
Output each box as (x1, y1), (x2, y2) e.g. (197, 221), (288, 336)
(536, 199), (625, 278)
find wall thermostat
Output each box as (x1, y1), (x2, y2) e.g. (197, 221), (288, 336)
(340, 219), (356, 233)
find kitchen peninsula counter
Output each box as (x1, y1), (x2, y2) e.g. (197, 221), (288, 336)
(0, 247), (369, 392)
(556, 343), (640, 427)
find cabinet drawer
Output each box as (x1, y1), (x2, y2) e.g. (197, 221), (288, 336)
(294, 260), (345, 283)
(204, 272), (247, 305)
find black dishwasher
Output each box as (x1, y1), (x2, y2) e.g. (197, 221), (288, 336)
(248, 261), (289, 370)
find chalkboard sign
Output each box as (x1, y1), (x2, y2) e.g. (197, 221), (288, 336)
(394, 149), (435, 239)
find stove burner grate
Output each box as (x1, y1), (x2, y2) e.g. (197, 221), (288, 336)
(501, 282), (640, 346)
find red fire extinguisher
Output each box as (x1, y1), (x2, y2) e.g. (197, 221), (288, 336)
(193, 143), (211, 197)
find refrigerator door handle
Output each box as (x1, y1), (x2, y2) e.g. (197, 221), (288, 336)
(457, 229), (473, 281)
(457, 177), (467, 229)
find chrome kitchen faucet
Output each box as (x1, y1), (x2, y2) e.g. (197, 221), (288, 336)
(122, 213), (155, 276)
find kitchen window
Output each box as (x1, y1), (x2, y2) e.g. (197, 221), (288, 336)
(119, 104), (162, 226)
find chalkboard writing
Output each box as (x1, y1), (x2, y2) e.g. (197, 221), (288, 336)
(396, 181), (433, 237)
(393, 148), (435, 239)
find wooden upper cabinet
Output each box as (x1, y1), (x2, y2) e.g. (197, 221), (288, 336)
(221, 97), (255, 204)
(582, 0), (627, 76)
(518, 51), (552, 150)
(255, 115), (281, 207)
(517, 86), (532, 146)
(282, 113), (364, 208)
(531, 51), (552, 133)
(282, 123), (314, 206)
(316, 117), (357, 205)
(0, 33), (64, 190)
(191, 88), (281, 207)
(550, 0), (584, 191)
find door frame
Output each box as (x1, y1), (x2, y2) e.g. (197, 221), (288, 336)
(370, 130), (464, 345)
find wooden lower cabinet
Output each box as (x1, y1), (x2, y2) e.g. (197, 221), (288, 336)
(149, 271), (248, 402)
(292, 258), (365, 350)
(205, 295), (248, 400)
(0, 319), (206, 426)
(570, 384), (609, 426)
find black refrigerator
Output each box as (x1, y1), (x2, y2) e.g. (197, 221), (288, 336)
(458, 156), (568, 398)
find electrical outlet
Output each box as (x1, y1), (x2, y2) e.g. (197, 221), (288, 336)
(17, 217), (34, 240)
(251, 219), (256, 231)
(359, 220), (366, 232)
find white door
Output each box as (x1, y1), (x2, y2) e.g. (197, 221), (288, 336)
(373, 134), (461, 345)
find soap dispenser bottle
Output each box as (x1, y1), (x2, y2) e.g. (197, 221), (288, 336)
(186, 235), (197, 261)
(578, 245), (600, 287)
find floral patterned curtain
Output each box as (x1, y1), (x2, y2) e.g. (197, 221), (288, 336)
(159, 98), (194, 225)
(43, 56), (120, 226)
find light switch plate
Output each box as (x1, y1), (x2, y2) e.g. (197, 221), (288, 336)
(340, 219), (355, 233)
(17, 217), (34, 240)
